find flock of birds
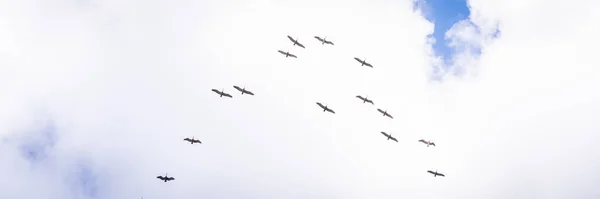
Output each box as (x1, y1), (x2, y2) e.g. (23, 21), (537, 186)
(155, 35), (445, 184)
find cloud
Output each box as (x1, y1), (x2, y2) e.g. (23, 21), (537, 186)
(1, 0), (600, 198)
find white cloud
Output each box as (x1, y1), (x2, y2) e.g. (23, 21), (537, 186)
(1, 0), (600, 198)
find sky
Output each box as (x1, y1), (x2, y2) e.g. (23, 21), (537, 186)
(0, 0), (600, 198)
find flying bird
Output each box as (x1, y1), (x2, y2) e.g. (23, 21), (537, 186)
(427, 170), (445, 177)
(418, 139), (435, 147)
(356, 95), (374, 105)
(211, 89), (233, 98)
(233, 86), (254, 95)
(156, 174), (175, 182)
(183, 137), (201, 144)
(377, 108), (393, 119)
(314, 36), (334, 45)
(380, 131), (398, 142)
(316, 102), (335, 114)
(287, 35), (305, 48)
(354, 57), (373, 68)
(278, 50), (297, 58)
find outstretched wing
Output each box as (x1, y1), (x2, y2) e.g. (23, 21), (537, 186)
(245, 90), (255, 95)
(380, 131), (390, 137)
(314, 36), (324, 42)
(211, 89), (221, 95)
(385, 113), (393, 119)
(390, 137), (398, 142)
(366, 99), (374, 104)
(354, 57), (363, 63)
(327, 108), (335, 114)
(157, 176), (165, 180)
(427, 170), (435, 175)
(324, 40), (334, 45)
(184, 138), (192, 142)
(364, 62), (373, 68)
(438, 173), (445, 177)
(418, 139), (427, 144)
(194, 140), (202, 144)
(233, 86), (243, 92)
(316, 102), (326, 109)
(288, 53), (297, 58)
(377, 108), (385, 114)
(356, 95), (366, 100)
(296, 42), (305, 48)
(278, 50), (287, 55)
(430, 142), (436, 146)
(287, 35), (295, 42)
(222, 93), (233, 98)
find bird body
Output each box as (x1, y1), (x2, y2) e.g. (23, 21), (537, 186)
(316, 102), (335, 114)
(211, 89), (233, 98)
(380, 131), (398, 142)
(354, 57), (373, 68)
(287, 35), (305, 48)
(184, 137), (202, 144)
(314, 36), (334, 45)
(418, 139), (435, 147)
(356, 95), (374, 105)
(278, 50), (297, 58)
(377, 108), (393, 119)
(427, 170), (445, 177)
(233, 86), (254, 95)
(157, 174), (175, 182)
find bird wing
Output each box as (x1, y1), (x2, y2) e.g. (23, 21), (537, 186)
(278, 50), (287, 55)
(391, 137), (398, 142)
(438, 173), (445, 177)
(431, 143), (436, 146)
(418, 139), (427, 143)
(381, 131), (390, 137)
(427, 170), (435, 175)
(168, 177), (175, 180)
(377, 109), (385, 114)
(222, 93), (233, 98)
(366, 99), (374, 104)
(385, 112), (393, 118)
(245, 90), (255, 95)
(194, 140), (202, 144)
(287, 35), (295, 42)
(354, 57), (363, 63)
(184, 138), (191, 141)
(211, 89), (221, 94)
(327, 108), (335, 114)
(325, 40), (334, 45)
(314, 36), (324, 42)
(316, 102), (326, 109)
(289, 53), (297, 58)
(233, 86), (243, 92)
(356, 95), (365, 100)
(297, 43), (305, 48)
(157, 176), (165, 180)
(364, 62), (373, 67)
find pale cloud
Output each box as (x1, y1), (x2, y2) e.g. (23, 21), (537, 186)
(1, 0), (600, 199)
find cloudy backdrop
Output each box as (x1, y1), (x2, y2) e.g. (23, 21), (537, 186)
(1, 0), (599, 198)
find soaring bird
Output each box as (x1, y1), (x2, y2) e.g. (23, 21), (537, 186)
(287, 35), (305, 48)
(380, 131), (398, 142)
(183, 137), (201, 144)
(278, 50), (297, 58)
(377, 108), (393, 119)
(418, 139), (435, 147)
(354, 57), (373, 68)
(356, 95), (374, 105)
(314, 36), (334, 45)
(316, 102), (335, 114)
(156, 174), (175, 182)
(427, 170), (445, 177)
(233, 86), (254, 95)
(211, 89), (233, 98)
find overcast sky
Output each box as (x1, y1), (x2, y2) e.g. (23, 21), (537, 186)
(1, 0), (600, 198)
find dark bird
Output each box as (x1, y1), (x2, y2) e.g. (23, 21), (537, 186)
(287, 35), (305, 48)
(211, 89), (233, 98)
(233, 86), (254, 95)
(354, 57), (373, 68)
(183, 137), (201, 144)
(427, 170), (445, 177)
(278, 50), (297, 58)
(377, 108), (393, 119)
(156, 174), (175, 182)
(314, 36), (334, 45)
(418, 139), (435, 147)
(356, 95), (374, 105)
(316, 102), (335, 114)
(380, 131), (398, 142)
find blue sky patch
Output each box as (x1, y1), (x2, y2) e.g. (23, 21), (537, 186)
(419, 0), (470, 61)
